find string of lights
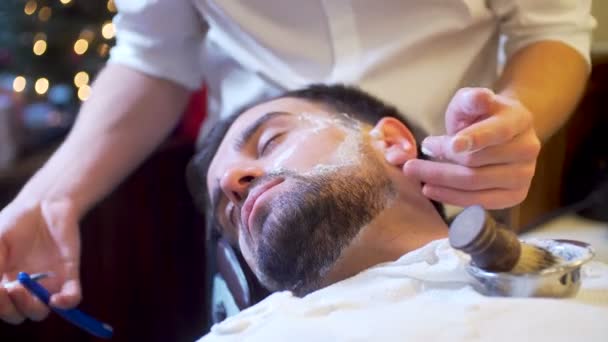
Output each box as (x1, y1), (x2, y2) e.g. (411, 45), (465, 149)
(3, 0), (117, 102)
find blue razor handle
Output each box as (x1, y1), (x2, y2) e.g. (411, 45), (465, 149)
(18, 272), (113, 339)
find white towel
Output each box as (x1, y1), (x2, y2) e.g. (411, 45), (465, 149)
(198, 239), (608, 341)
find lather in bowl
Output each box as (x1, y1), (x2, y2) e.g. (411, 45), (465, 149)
(467, 239), (595, 298)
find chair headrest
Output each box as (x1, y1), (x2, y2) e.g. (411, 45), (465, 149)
(216, 238), (252, 309)
(215, 238), (270, 310)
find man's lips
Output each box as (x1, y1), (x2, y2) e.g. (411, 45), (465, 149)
(241, 178), (284, 235)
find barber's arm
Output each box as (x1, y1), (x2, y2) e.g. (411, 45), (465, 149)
(403, 0), (595, 209)
(495, 40), (588, 141)
(0, 0), (204, 324)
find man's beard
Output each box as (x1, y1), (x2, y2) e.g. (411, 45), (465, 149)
(248, 143), (395, 296)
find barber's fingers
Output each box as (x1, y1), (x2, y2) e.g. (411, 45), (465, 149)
(0, 285), (25, 324)
(6, 282), (50, 322)
(40, 199), (82, 310)
(455, 110), (532, 152)
(402, 159), (534, 191)
(50, 276), (81, 309)
(421, 131), (540, 167)
(444, 88), (496, 135)
(0, 241), (25, 324)
(422, 185), (529, 210)
(0, 271), (79, 324)
(421, 134), (479, 159)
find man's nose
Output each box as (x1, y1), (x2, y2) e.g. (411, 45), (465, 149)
(219, 166), (264, 204)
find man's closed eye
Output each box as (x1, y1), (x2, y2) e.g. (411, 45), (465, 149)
(259, 133), (286, 157)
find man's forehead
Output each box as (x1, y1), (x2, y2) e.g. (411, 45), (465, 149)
(228, 97), (329, 137)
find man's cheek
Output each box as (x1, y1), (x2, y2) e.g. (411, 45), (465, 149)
(271, 131), (339, 173)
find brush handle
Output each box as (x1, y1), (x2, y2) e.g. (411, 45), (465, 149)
(449, 206), (521, 272)
(17, 272), (113, 339)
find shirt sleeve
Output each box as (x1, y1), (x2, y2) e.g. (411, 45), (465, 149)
(488, 0), (597, 66)
(109, 0), (207, 90)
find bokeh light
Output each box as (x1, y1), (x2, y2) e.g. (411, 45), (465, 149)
(74, 71), (89, 88)
(38, 6), (51, 22)
(97, 43), (110, 57)
(78, 85), (91, 101)
(33, 39), (47, 55)
(101, 22), (115, 40)
(13, 76), (27, 92)
(24, 1), (37, 15)
(60, 0), (72, 5)
(107, 0), (117, 13)
(74, 39), (89, 55)
(35, 77), (49, 95)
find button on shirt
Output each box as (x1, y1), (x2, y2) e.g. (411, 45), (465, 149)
(109, 0), (595, 137)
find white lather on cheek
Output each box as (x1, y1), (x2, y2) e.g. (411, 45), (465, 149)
(270, 144), (299, 170)
(268, 112), (364, 177)
(299, 113), (364, 177)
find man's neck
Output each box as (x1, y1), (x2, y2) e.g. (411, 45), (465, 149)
(321, 180), (448, 287)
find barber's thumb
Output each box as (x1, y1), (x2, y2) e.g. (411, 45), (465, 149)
(422, 135), (474, 159)
(421, 135), (449, 159)
(50, 279), (82, 309)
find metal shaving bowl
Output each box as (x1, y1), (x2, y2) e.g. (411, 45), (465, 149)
(467, 239), (595, 298)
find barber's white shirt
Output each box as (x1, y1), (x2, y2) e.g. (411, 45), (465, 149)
(109, 0), (595, 136)
(197, 239), (608, 341)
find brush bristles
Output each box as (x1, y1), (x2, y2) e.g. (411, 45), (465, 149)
(511, 243), (558, 274)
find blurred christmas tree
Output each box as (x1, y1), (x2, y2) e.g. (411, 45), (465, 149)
(0, 0), (116, 165)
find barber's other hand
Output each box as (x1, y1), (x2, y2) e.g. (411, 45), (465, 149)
(0, 198), (82, 324)
(403, 87), (541, 209)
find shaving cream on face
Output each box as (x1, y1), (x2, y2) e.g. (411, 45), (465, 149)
(271, 144), (300, 170)
(297, 112), (338, 128)
(278, 112), (364, 177)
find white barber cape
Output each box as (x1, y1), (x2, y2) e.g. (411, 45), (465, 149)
(109, 1), (595, 138)
(198, 239), (608, 341)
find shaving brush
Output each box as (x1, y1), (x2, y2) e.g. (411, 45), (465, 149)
(449, 206), (557, 273)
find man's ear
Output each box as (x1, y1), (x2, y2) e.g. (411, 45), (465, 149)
(369, 117), (417, 166)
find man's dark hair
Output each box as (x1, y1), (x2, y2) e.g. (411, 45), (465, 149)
(186, 84), (445, 238)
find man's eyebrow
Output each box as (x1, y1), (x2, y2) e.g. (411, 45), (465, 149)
(234, 111), (293, 151)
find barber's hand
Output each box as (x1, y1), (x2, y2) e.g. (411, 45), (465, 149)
(0, 198), (82, 324)
(403, 87), (541, 209)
